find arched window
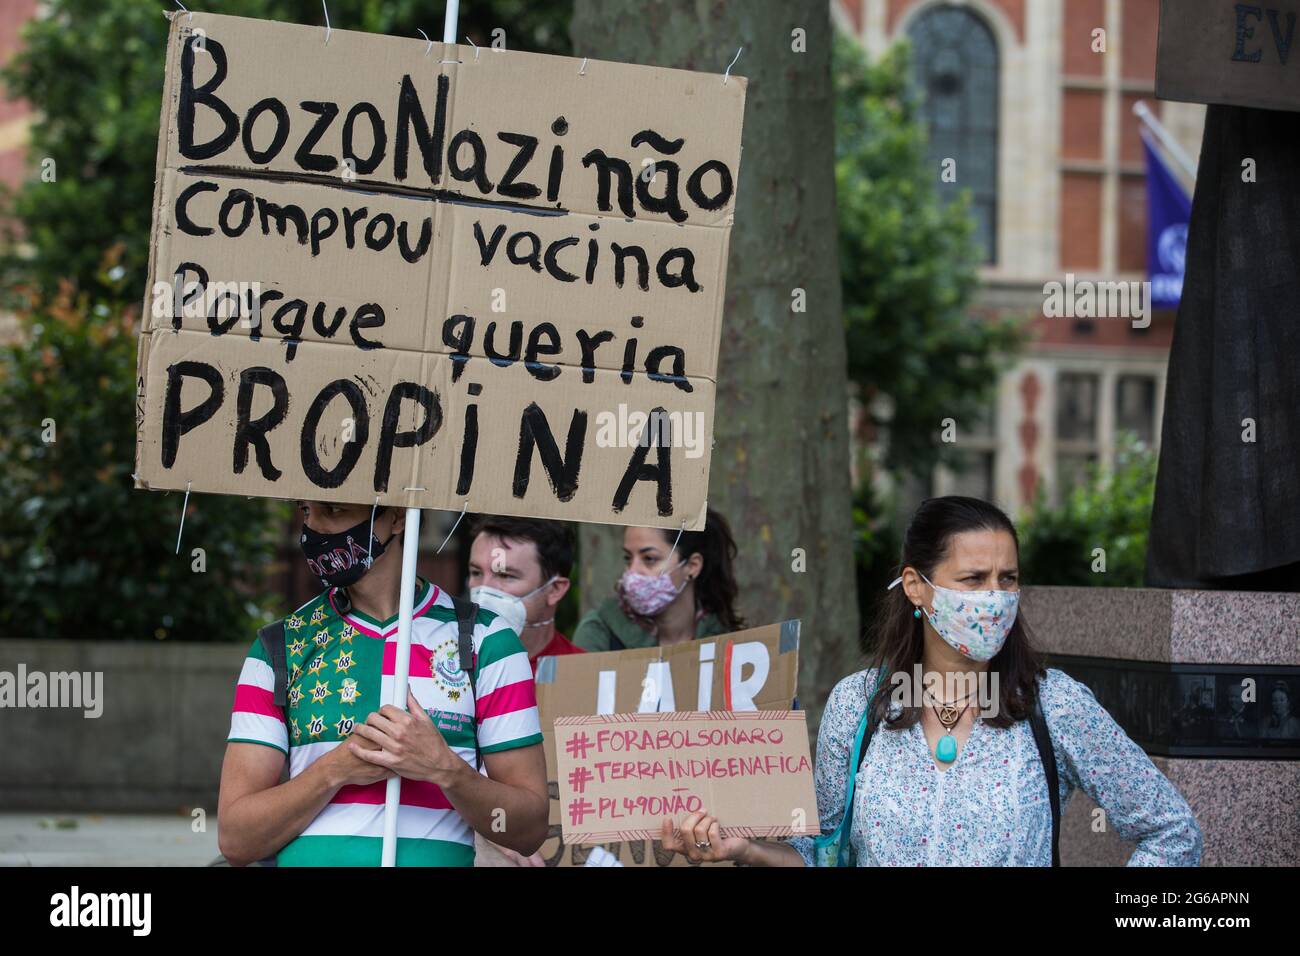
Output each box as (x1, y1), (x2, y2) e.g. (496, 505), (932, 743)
(906, 4), (1000, 264)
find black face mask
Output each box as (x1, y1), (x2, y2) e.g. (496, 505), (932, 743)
(300, 517), (391, 590)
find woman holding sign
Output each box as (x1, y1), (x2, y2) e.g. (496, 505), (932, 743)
(659, 496), (1202, 866)
(573, 508), (744, 651)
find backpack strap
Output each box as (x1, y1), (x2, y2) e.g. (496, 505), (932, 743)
(1028, 682), (1061, 867)
(856, 693), (882, 773)
(256, 619), (289, 716)
(829, 671), (883, 866)
(449, 595), (482, 770)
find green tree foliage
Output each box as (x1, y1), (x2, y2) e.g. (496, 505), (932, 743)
(0, 252), (283, 641)
(833, 33), (1024, 483)
(0, 0), (571, 640)
(0, 0), (572, 306)
(1018, 433), (1158, 588)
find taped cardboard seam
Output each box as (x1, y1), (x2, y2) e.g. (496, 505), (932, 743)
(779, 619), (800, 655)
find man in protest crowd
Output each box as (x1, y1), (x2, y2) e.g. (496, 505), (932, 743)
(216, 501), (549, 866)
(466, 515), (582, 673)
(465, 515), (582, 865)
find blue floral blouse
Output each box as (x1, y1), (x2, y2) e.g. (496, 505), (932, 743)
(787, 667), (1202, 866)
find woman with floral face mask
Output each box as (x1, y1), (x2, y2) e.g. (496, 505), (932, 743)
(659, 496), (1203, 867)
(572, 508), (744, 651)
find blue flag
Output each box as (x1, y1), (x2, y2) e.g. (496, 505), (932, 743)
(1142, 133), (1192, 309)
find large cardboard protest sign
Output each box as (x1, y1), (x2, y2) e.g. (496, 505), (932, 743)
(135, 13), (746, 529)
(555, 711), (818, 845)
(1157, 0), (1300, 113)
(527, 620), (800, 866)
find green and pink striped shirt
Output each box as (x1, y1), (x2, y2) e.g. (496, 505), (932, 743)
(227, 580), (543, 866)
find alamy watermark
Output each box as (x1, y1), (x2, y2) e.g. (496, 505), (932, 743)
(150, 271), (262, 326)
(49, 886), (150, 936)
(1042, 274), (1151, 329)
(0, 665), (103, 718)
(594, 404), (707, 459)
(889, 665), (1001, 718)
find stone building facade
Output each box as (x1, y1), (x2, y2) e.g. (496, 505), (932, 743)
(836, 0), (1205, 513)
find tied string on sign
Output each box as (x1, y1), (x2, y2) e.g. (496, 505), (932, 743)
(723, 47), (743, 85)
(437, 500), (469, 555)
(174, 481), (193, 556)
(644, 521), (688, 710)
(652, 522), (688, 707)
(417, 29), (478, 64)
(173, 1), (193, 22)
(321, 0), (331, 45)
(575, 46), (732, 77)
(365, 496), (379, 565)
(660, 520), (686, 576)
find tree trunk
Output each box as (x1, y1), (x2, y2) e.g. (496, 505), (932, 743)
(570, 0), (859, 725)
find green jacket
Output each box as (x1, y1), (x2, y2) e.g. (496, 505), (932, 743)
(572, 597), (726, 651)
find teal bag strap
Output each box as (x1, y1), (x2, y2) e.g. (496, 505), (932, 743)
(812, 670), (883, 867)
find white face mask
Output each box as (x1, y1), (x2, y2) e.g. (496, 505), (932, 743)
(470, 576), (556, 636)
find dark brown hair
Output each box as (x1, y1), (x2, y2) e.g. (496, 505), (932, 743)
(865, 495), (1045, 731)
(656, 507), (745, 632)
(469, 515), (575, 581)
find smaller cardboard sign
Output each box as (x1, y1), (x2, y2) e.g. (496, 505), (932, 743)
(554, 711), (818, 845)
(502, 619), (799, 866)
(1157, 0), (1300, 113)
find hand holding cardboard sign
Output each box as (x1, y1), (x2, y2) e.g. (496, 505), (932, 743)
(658, 811), (747, 863)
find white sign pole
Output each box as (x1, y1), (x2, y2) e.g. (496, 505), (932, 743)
(379, 0), (460, 871)
(378, 505), (422, 867)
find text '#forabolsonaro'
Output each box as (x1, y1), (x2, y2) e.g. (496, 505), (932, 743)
(567, 725), (812, 778)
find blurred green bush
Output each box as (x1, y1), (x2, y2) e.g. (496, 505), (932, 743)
(0, 255), (283, 641)
(1018, 433), (1158, 588)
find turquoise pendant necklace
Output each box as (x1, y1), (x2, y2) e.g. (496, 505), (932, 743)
(927, 695), (971, 764)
